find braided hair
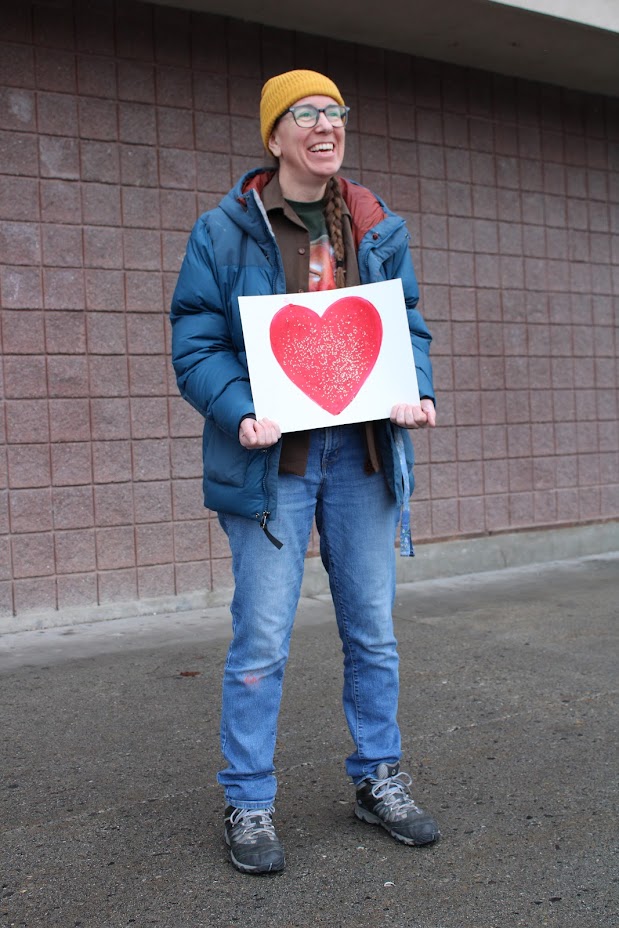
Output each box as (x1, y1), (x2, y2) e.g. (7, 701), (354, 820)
(324, 176), (346, 289)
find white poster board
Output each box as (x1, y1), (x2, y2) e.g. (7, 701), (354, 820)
(239, 279), (419, 433)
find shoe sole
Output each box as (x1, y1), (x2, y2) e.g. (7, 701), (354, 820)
(225, 833), (285, 874)
(354, 804), (440, 846)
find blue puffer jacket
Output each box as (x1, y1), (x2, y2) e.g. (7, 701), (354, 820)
(170, 169), (434, 530)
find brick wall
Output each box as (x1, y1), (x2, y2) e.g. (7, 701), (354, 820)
(0, 0), (618, 620)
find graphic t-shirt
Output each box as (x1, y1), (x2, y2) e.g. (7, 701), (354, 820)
(285, 198), (336, 292)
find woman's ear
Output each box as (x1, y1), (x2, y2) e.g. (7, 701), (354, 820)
(268, 131), (282, 159)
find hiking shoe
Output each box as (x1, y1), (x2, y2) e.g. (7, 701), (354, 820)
(224, 806), (285, 874)
(355, 763), (440, 846)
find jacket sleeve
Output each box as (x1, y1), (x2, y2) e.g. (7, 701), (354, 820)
(390, 238), (435, 403)
(170, 217), (255, 437)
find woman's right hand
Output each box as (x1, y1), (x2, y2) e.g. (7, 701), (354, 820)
(239, 417), (282, 449)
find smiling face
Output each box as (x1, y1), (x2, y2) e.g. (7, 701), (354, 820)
(268, 94), (346, 201)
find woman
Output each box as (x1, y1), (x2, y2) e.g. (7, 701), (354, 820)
(171, 69), (439, 875)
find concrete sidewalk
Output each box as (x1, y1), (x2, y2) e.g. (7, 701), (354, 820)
(1, 554), (618, 928)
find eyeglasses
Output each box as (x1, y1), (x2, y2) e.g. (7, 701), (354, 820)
(286, 104), (350, 129)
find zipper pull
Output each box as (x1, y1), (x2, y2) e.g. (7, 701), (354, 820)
(259, 511), (283, 550)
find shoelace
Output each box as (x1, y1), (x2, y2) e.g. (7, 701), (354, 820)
(228, 807), (277, 845)
(369, 771), (421, 812)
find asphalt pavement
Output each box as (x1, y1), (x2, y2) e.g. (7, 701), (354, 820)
(1, 553), (618, 928)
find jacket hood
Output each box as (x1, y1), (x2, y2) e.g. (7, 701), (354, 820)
(219, 168), (391, 249)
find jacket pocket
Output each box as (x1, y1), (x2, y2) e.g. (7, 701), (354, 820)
(203, 422), (249, 488)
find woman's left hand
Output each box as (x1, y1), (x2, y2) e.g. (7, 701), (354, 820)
(390, 398), (436, 429)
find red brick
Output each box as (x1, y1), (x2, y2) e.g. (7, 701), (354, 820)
(428, 426), (456, 463)
(94, 482), (134, 526)
(9, 488), (53, 533)
(125, 271), (164, 314)
(39, 135), (79, 179)
(4, 355), (47, 399)
(121, 186), (160, 229)
(90, 398), (131, 441)
(159, 189), (197, 231)
(11, 532), (54, 578)
(45, 311), (86, 354)
(78, 97), (118, 141)
(76, 55), (117, 97)
(138, 564), (175, 598)
(96, 525), (136, 570)
(5, 400), (50, 444)
(49, 398), (90, 442)
(52, 485), (94, 529)
(0, 536), (10, 580)
(82, 182), (122, 225)
(97, 567), (137, 604)
(42, 268), (84, 310)
(2, 310), (44, 355)
(0, 129), (38, 176)
(126, 312), (165, 353)
(195, 152), (230, 194)
(1, 266), (42, 309)
(56, 570), (96, 608)
(0, 42), (35, 89)
(0, 176), (39, 222)
(37, 93), (78, 138)
(81, 140), (120, 183)
(508, 491), (534, 526)
(170, 437), (202, 479)
(483, 458), (508, 494)
(46, 355), (86, 398)
(459, 496), (486, 533)
(210, 556), (233, 593)
(135, 521), (173, 565)
(485, 494), (509, 530)
(175, 559), (209, 594)
(83, 226), (123, 269)
(155, 66), (192, 108)
(92, 440), (132, 484)
(129, 397), (168, 439)
(123, 228), (161, 270)
(55, 529), (96, 574)
(168, 396), (202, 438)
(34, 47), (76, 93)
(161, 230), (186, 273)
(40, 179), (81, 223)
(88, 356), (129, 398)
(117, 59), (154, 104)
(132, 438), (171, 481)
(51, 442), (92, 487)
(431, 498), (459, 537)
(128, 356), (167, 396)
(41, 224), (83, 268)
(86, 312), (127, 354)
(0, 88), (35, 132)
(173, 519), (208, 562)
(33, 3), (74, 48)
(118, 101), (157, 144)
(133, 480), (172, 522)
(119, 144), (158, 186)
(154, 6), (191, 67)
(84, 269), (125, 311)
(8, 444), (51, 489)
(160, 147), (196, 190)
(13, 577), (56, 613)
(157, 105), (194, 149)
(76, 8), (115, 56)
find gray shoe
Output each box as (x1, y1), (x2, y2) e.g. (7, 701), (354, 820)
(224, 806), (285, 874)
(355, 763), (441, 846)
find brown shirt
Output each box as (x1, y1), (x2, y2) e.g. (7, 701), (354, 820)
(261, 173), (381, 476)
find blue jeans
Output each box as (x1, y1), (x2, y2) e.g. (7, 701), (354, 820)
(217, 424), (402, 809)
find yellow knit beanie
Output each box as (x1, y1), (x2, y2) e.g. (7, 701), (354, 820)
(260, 69), (345, 150)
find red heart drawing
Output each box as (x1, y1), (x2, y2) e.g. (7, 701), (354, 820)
(269, 296), (383, 415)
